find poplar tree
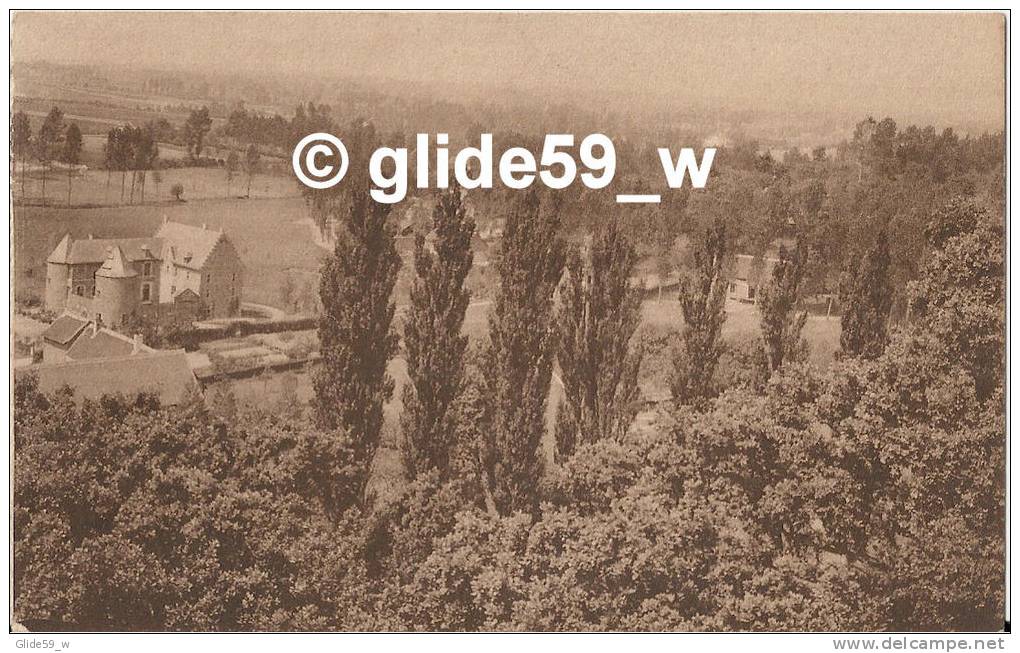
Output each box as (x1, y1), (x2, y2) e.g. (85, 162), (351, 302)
(62, 123), (83, 207)
(314, 193), (401, 506)
(11, 111), (31, 197)
(758, 239), (809, 372)
(401, 187), (476, 480)
(245, 143), (261, 198)
(670, 221), (728, 406)
(481, 191), (565, 515)
(36, 106), (64, 204)
(555, 218), (643, 461)
(839, 228), (893, 359)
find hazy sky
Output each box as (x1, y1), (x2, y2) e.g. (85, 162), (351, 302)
(12, 11), (1006, 126)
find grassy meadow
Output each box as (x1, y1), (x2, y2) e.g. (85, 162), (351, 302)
(12, 164), (298, 208)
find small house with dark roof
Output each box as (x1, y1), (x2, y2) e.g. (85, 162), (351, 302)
(45, 219), (243, 329)
(40, 314), (89, 363)
(39, 314), (154, 364)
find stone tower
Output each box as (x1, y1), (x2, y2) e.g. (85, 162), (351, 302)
(45, 233), (72, 312)
(93, 246), (139, 328)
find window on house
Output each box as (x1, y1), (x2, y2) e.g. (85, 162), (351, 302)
(75, 285), (84, 296)
(141, 283), (152, 302)
(143, 262), (152, 276)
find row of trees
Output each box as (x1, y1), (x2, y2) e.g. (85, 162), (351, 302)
(11, 104), (266, 207)
(11, 107), (82, 206)
(13, 185), (1002, 629)
(11, 104), (1003, 630)
(103, 124), (160, 204)
(223, 101), (335, 153)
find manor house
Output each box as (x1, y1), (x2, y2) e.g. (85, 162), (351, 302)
(45, 218), (244, 328)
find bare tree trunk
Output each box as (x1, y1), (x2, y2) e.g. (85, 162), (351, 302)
(40, 164), (47, 204)
(121, 170), (126, 201)
(247, 173), (252, 199)
(105, 169), (111, 204)
(67, 165), (72, 207)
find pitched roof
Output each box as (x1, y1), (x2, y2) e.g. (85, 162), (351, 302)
(96, 245), (137, 278)
(41, 314), (88, 346)
(53, 237), (162, 265)
(156, 221), (224, 270)
(66, 327), (152, 361)
(21, 350), (198, 405)
(46, 234), (72, 264)
(46, 221), (229, 270)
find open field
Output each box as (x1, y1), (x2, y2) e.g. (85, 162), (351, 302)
(12, 95), (222, 136)
(12, 165), (299, 208)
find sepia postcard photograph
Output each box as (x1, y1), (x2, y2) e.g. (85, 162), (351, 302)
(4, 7), (1010, 645)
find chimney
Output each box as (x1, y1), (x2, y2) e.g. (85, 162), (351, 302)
(163, 215), (169, 225)
(132, 333), (143, 355)
(202, 223), (208, 230)
(90, 320), (98, 336)
(87, 233), (94, 240)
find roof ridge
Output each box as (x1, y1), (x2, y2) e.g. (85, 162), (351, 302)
(31, 347), (188, 370)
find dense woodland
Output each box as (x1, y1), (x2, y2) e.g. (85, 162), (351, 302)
(12, 102), (1005, 630)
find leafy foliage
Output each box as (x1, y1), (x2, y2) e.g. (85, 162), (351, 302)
(480, 191), (565, 515)
(314, 193), (400, 507)
(758, 239), (809, 372)
(183, 107), (213, 159)
(555, 217), (643, 460)
(839, 228), (893, 359)
(670, 221), (728, 405)
(401, 187), (475, 480)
